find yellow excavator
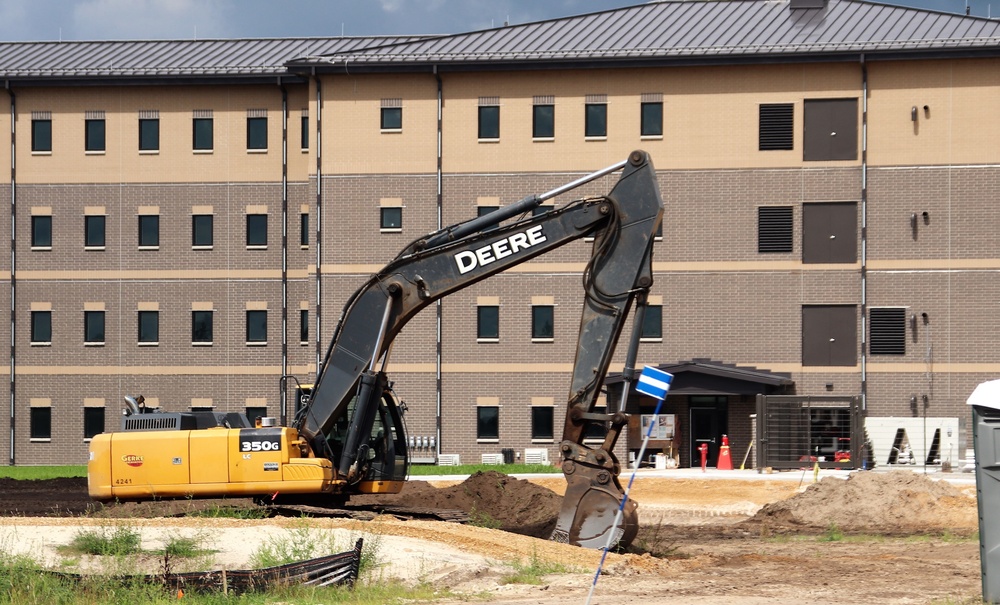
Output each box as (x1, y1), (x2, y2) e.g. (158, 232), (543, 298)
(88, 150), (664, 550)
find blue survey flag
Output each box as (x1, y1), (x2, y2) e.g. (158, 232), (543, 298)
(636, 366), (674, 400)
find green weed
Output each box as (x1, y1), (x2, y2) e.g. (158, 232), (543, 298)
(65, 524), (142, 556)
(499, 551), (573, 585)
(819, 523), (844, 542)
(467, 503), (502, 530)
(185, 503), (270, 519)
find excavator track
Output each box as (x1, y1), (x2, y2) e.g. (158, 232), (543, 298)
(268, 503), (471, 523)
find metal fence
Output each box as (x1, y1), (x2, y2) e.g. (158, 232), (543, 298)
(756, 395), (863, 470)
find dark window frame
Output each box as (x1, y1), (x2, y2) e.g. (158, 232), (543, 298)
(30, 310), (51, 344)
(139, 118), (159, 152)
(380, 107), (402, 131)
(85, 215), (106, 249)
(31, 119), (52, 152)
(380, 207), (402, 231)
(640, 101), (663, 137)
(192, 310), (214, 344)
(758, 206), (794, 253)
(83, 406), (105, 440)
(300, 212), (309, 247)
(532, 104), (554, 139)
(477, 305), (499, 341)
(138, 215), (159, 248)
(531, 406), (555, 441)
(759, 103), (794, 151)
(31, 215), (52, 249)
(247, 116), (268, 150)
(477, 406), (500, 440)
(300, 308), (309, 344)
(246, 310), (267, 344)
(478, 105), (500, 140)
(193, 117), (214, 151)
(85, 119), (106, 152)
(641, 304), (663, 340)
(30, 407), (51, 440)
(192, 214), (213, 248)
(585, 103), (607, 138)
(246, 214), (268, 247)
(138, 310), (159, 344)
(531, 305), (554, 340)
(300, 114), (309, 149)
(84, 310), (105, 345)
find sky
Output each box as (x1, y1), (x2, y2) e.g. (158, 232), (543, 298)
(0, 0), (993, 42)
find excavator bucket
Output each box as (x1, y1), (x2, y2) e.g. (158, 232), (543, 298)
(551, 462), (638, 550)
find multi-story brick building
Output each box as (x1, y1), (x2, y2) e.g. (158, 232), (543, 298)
(2, 0), (998, 469)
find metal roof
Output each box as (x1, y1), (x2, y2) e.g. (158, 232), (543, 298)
(0, 36), (424, 81)
(3, 0), (1000, 83)
(289, 0), (1000, 71)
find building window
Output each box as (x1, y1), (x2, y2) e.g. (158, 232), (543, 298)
(138, 215), (159, 248)
(30, 407), (51, 440)
(31, 216), (52, 249)
(139, 114), (159, 152)
(246, 406), (268, 424)
(803, 98), (858, 161)
(31, 116), (52, 152)
(300, 309), (309, 343)
(300, 113), (309, 149)
(192, 310), (213, 344)
(758, 206), (793, 253)
(192, 214), (213, 248)
(193, 113), (213, 151)
(246, 310), (267, 344)
(84, 310), (105, 345)
(477, 305), (499, 341)
(247, 113), (267, 150)
(85, 215), (105, 249)
(30, 310), (51, 344)
(380, 207), (402, 231)
(300, 212), (309, 247)
(641, 304), (663, 340)
(585, 95), (607, 138)
(477, 406), (499, 440)
(85, 116), (106, 152)
(802, 202), (857, 264)
(84, 407), (105, 440)
(759, 103), (794, 151)
(531, 305), (554, 340)
(381, 98), (402, 131)
(802, 305), (857, 366)
(138, 310), (159, 344)
(532, 97), (554, 139)
(640, 98), (663, 137)
(478, 97), (500, 140)
(869, 307), (906, 355)
(531, 406), (554, 440)
(247, 214), (267, 247)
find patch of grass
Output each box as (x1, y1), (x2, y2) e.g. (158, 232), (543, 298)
(499, 551), (573, 585)
(65, 525), (142, 556)
(467, 503), (502, 530)
(0, 465), (86, 480)
(161, 535), (202, 558)
(185, 503), (270, 519)
(248, 523), (382, 577)
(819, 523), (844, 542)
(408, 463), (560, 475)
(630, 520), (687, 558)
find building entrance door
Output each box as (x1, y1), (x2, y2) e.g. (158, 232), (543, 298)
(690, 396), (728, 467)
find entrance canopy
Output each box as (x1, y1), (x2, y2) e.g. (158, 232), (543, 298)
(606, 358), (794, 398)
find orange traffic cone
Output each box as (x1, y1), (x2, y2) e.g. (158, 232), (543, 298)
(717, 434), (733, 470)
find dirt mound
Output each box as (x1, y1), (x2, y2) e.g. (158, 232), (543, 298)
(352, 471), (562, 538)
(0, 477), (98, 516)
(750, 471), (977, 533)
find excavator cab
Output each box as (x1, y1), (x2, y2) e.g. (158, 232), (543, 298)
(325, 389), (409, 492)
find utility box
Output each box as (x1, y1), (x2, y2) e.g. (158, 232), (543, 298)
(968, 379), (1000, 604)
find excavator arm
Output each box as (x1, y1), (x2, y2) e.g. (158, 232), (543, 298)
(298, 150), (663, 548)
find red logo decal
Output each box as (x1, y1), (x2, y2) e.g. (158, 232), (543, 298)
(122, 454), (143, 468)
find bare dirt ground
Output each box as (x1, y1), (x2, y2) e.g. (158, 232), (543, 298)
(0, 470), (983, 604)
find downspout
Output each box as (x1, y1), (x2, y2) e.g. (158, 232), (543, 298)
(434, 66), (443, 459)
(313, 71), (323, 378)
(6, 81), (14, 466)
(279, 79), (289, 425)
(859, 54), (869, 416)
